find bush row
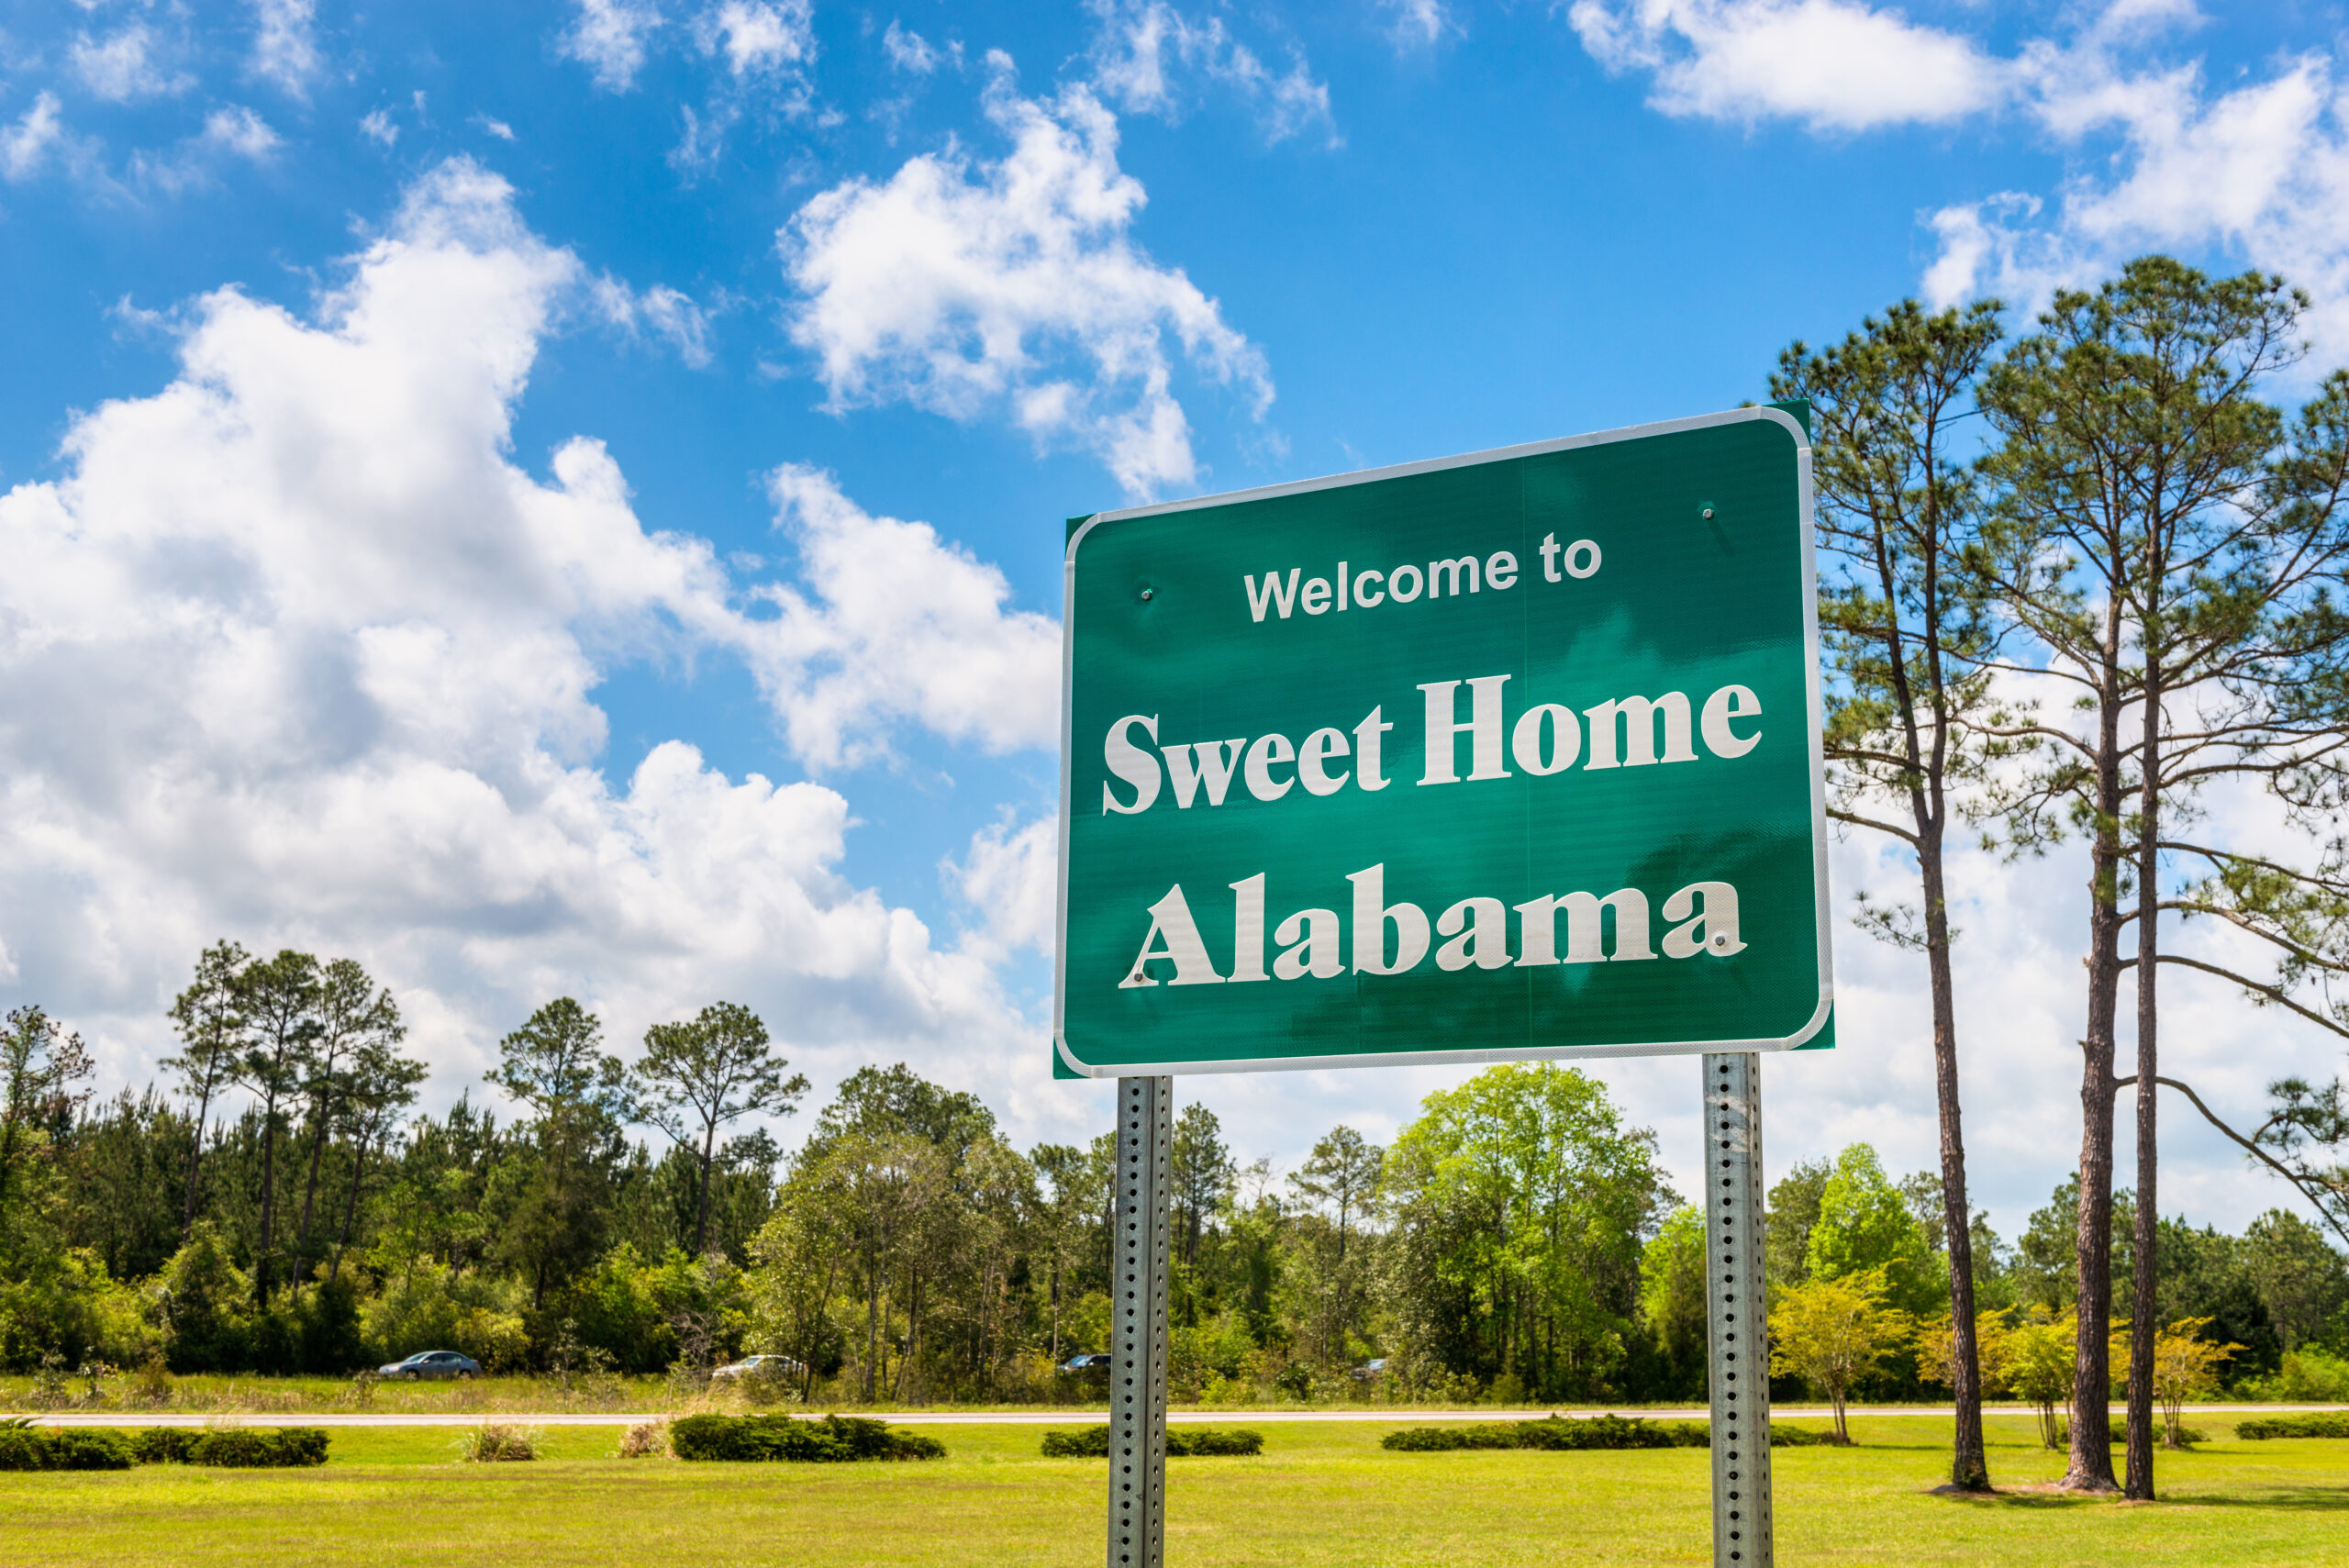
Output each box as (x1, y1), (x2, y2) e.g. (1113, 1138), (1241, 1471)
(668, 1413), (943, 1462)
(2235, 1414), (2349, 1440)
(1382, 1416), (1833, 1452)
(0, 1426), (328, 1470)
(1039, 1426), (1264, 1457)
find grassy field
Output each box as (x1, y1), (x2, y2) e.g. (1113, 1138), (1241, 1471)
(1, 1416), (2344, 1566)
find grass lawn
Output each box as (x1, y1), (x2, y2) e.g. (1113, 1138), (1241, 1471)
(2, 1415), (2343, 1566)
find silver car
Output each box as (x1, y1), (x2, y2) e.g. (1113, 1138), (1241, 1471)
(378, 1350), (481, 1380)
(710, 1354), (803, 1382)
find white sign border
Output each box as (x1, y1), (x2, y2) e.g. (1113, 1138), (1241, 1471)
(1052, 405), (1831, 1078)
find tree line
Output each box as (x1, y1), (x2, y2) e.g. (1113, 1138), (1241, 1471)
(0, 944), (2342, 1414)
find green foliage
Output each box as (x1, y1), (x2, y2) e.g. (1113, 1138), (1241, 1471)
(0, 1427), (134, 1470)
(1381, 1063), (1667, 1402)
(129, 1428), (197, 1463)
(1637, 1206), (1707, 1396)
(184, 1427), (329, 1467)
(2238, 1347), (2349, 1402)
(1381, 1416), (1708, 1451)
(1806, 1145), (1942, 1316)
(1039, 1426), (1264, 1457)
(2235, 1412), (2349, 1440)
(668, 1412), (943, 1462)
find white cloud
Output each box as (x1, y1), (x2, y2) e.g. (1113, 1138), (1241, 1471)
(561, 0), (664, 93)
(883, 20), (939, 76)
(1, 92), (65, 183)
(782, 63), (1274, 499)
(0, 157), (1071, 1140)
(1921, 42), (2349, 357)
(201, 106), (281, 161)
(474, 115), (518, 142)
(948, 815), (1058, 963)
(249, 0), (321, 97)
(72, 24), (190, 103)
(1086, 0), (1335, 147)
(129, 107), (283, 195)
(361, 110), (398, 148)
(694, 0), (815, 79)
(1568, 0), (2005, 130)
(1381, 0), (1451, 50)
(589, 274), (716, 366)
(751, 467), (1061, 769)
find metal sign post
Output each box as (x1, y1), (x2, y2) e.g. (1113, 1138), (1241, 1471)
(1054, 406), (1832, 1562)
(1108, 1076), (1172, 1568)
(1705, 1051), (1772, 1567)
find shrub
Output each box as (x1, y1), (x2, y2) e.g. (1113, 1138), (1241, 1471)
(2236, 1413), (2349, 1440)
(0, 1426), (135, 1471)
(456, 1423), (539, 1462)
(618, 1420), (670, 1459)
(1040, 1427), (1264, 1458)
(670, 1413), (944, 1463)
(1381, 1416), (1707, 1452)
(1382, 1417), (1824, 1452)
(130, 1429), (198, 1464)
(187, 1428), (330, 1467)
(0, 1427), (49, 1471)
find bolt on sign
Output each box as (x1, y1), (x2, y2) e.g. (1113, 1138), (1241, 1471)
(1053, 406), (1832, 1077)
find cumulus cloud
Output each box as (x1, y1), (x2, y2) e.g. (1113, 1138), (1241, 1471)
(948, 815), (1058, 964)
(1570, 3), (2349, 362)
(782, 63), (1274, 499)
(751, 467), (1060, 769)
(561, 0), (665, 93)
(1085, 0), (1335, 147)
(72, 24), (191, 103)
(248, 0), (321, 97)
(0, 157), (1068, 1133)
(1568, 0), (2005, 131)
(1924, 46), (2349, 356)
(694, 0), (815, 79)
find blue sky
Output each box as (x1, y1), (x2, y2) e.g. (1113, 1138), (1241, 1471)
(6, 0), (2349, 1240)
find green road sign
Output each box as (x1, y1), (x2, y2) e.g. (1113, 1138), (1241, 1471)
(1054, 406), (1831, 1077)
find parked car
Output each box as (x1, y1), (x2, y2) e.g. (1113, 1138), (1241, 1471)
(1350, 1359), (1387, 1381)
(711, 1354), (804, 1383)
(1058, 1352), (1113, 1373)
(378, 1351), (481, 1381)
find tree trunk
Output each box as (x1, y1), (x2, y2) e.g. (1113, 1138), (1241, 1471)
(1921, 830), (1988, 1490)
(295, 1101), (332, 1289)
(329, 1135), (370, 1285)
(2065, 636), (2126, 1493)
(2125, 662), (2164, 1498)
(255, 1089), (284, 1304)
(694, 1119), (718, 1259)
(181, 1075), (217, 1242)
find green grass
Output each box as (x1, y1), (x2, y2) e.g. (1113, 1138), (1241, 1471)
(1, 1416), (2343, 1565)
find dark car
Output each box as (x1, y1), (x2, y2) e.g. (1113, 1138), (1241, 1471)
(1058, 1352), (1113, 1373)
(378, 1350), (481, 1381)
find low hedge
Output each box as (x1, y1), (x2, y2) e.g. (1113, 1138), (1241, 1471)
(1382, 1416), (1829, 1452)
(0, 1428), (136, 1471)
(670, 1413), (944, 1462)
(0, 1426), (328, 1470)
(1041, 1427), (1264, 1457)
(2236, 1414), (2349, 1440)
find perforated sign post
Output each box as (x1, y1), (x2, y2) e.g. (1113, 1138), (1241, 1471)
(1057, 406), (1831, 1568)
